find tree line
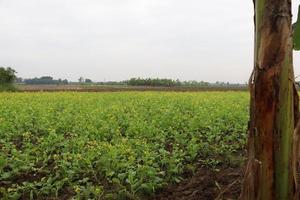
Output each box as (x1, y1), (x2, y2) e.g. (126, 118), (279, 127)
(125, 78), (244, 87)
(1, 67), (246, 88)
(18, 76), (95, 85)
(125, 78), (219, 87)
(22, 76), (69, 85)
(126, 78), (181, 87)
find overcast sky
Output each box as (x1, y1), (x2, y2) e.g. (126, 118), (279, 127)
(0, 0), (300, 83)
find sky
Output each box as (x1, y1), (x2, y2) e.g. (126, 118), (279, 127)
(0, 0), (300, 83)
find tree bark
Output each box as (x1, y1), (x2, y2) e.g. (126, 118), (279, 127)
(240, 0), (298, 199)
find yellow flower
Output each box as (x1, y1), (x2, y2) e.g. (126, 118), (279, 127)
(74, 185), (81, 193)
(7, 188), (16, 192)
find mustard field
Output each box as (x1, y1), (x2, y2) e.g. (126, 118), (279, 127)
(0, 92), (248, 199)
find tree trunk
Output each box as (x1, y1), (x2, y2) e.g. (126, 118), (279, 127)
(240, 0), (299, 199)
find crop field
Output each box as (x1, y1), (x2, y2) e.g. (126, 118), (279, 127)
(0, 92), (249, 199)
(18, 84), (248, 92)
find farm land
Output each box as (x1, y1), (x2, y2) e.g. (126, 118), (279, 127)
(0, 92), (249, 199)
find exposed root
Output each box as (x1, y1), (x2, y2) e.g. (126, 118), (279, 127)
(215, 179), (240, 200)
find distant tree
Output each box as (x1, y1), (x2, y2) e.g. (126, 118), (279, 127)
(16, 77), (23, 83)
(127, 78), (178, 87)
(0, 67), (17, 91)
(40, 76), (53, 80)
(97, 81), (126, 85)
(24, 76), (68, 85)
(62, 79), (68, 84)
(126, 78), (214, 87)
(78, 77), (84, 83)
(0, 67), (17, 84)
(85, 79), (92, 83)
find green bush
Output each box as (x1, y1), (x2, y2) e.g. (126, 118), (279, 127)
(0, 83), (17, 92)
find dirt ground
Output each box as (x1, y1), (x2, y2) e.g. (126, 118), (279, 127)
(153, 166), (243, 200)
(18, 84), (248, 92)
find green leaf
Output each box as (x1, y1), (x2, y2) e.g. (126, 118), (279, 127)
(0, 156), (6, 171)
(294, 5), (300, 50)
(1, 172), (11, 179)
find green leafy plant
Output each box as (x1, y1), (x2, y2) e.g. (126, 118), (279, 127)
(0, 92), (248, 199)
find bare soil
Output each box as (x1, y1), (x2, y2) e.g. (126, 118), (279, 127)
(153, 166), (243, 200)
(18, 84), (248, 92)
